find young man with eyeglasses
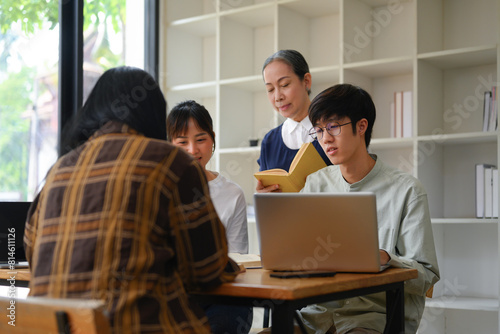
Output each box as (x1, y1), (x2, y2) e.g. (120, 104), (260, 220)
(296, 84), (440, 334)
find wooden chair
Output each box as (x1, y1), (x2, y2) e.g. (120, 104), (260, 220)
(426, 285), (434, 298)
(0, 296), (111, 333)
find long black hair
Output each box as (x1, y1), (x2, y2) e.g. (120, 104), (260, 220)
(61, 66), (167, 154)
(166, 100), (216, 151)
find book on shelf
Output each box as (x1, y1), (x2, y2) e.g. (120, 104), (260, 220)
(390, 101), (394, 136)
(476, 163), (497, 218)
(391, 91), (412, 138)
(489, 86), (497, 132)
(402, 91), (412, 137)
(493, 168), (498, 218)
(254, 142), (327, 192)
(393, 91), (402, 137)
(483, 87), (498, 132)
(483, 91), (491, 131)
(484, 167), (493, 218)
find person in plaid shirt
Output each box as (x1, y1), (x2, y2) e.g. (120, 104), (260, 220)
(24, 66), (240, 334)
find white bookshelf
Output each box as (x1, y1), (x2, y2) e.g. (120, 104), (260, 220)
(425, 296), (499, 312)
(160, 1), (500, 332)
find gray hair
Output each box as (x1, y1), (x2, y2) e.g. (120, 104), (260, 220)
(262, 49), (311, 95)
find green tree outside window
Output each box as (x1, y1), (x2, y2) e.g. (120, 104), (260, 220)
(0, 0), (126, 200)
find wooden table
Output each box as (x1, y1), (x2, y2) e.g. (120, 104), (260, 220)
(191, 268), (418, 334)
(0, 267), (417, 333)
(0, 268), (30, 287)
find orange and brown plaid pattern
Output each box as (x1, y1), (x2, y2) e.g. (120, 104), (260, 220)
(24, 121), (236, 334)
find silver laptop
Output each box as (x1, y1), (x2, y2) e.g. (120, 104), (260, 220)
(254, 192), (387, 273)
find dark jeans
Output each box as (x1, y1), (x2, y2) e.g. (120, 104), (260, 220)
(201, 303), (253, 334)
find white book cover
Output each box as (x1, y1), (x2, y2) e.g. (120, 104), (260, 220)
(394, 91), (403, 138)
(484, 167), (493, 218)
(476, 164), (485, 218)
(390, 101), (395, 138)
(493, 168), (498, 218)
(402, 91), (412, 137)
(476, 164), (495, 218)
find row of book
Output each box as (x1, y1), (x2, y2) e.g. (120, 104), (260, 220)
(389, 88), (497, 136)
(390, 91), (412, 138)
(482, 87), (498, 132)
(476, 164), (498, 218)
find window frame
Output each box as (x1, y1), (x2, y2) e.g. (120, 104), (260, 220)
(58, 0), (159, 156)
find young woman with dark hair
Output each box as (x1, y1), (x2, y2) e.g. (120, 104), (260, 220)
(24, 66), (241, 334)
(61, 66), (167, 153)
(167, 99), (253, 334)
(167, 100), (249, 254)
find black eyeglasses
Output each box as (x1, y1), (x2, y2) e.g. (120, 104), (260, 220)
(309, 122), (352, 140)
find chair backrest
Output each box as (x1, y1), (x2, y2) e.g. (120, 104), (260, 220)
(0, 296), (111, 333)
(426, 285), (434, 298)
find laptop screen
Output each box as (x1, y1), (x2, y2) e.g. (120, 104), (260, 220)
(0, 201), (32, 263)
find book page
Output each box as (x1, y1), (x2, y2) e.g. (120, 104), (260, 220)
(254, 168), (288, 175)
(254, 173), (301, 192)
(229, 253), (261, 268)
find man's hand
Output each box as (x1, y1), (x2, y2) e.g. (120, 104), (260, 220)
(379, 250), (390, 265)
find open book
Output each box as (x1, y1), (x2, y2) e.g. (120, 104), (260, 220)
(254, 142), (327, 192)
(228, 253), (261, 268)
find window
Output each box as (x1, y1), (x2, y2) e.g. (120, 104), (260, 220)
(0, 0), (155, 201)
(82, 1), (145, 101)
(0, 2), (59, 201)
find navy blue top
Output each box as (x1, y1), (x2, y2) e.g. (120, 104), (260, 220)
(257, 124), (332, 171)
